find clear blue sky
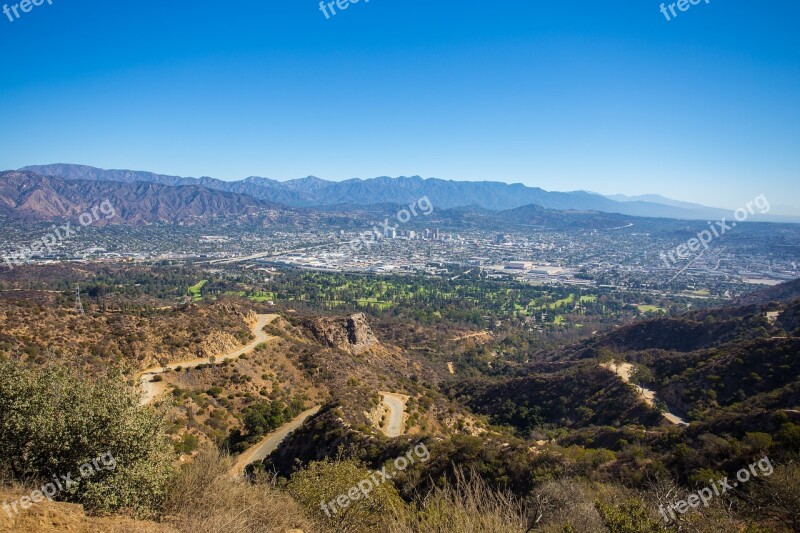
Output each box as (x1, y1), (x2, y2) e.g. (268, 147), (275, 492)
(0, 0), (798, 212)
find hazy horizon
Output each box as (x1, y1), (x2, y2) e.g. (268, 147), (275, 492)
(12, 162), (800, 215)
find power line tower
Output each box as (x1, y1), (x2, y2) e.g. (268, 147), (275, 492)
(75, 284), (85, 316)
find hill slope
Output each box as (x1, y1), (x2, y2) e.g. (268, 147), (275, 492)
(0, 171), (275, 223)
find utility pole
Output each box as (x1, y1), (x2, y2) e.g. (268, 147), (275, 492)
(75, 284), (85, 316)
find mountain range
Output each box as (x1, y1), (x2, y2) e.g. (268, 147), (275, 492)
(0, 171), (272, 224)
(19, 164), (797, 223)
(3, 164), (797, 225)
(0, 170), (638, 229)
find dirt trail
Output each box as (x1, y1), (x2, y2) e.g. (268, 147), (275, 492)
(451, 331), (491, 342)
(137, 314), (279, 405)
(379, 392), (409, 437)
(230, 406), (321, 477)
(603, 362), (688, 426)
(231, 405), (321, 476)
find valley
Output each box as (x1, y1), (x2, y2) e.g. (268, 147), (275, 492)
(2, 3), (798, 531)
(1, 254), (798, 531)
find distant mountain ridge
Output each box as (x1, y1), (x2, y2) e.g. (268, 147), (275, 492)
(0, 171), (274, 224)
(0, 170), (650, 231)
(22, 163), (795, 222)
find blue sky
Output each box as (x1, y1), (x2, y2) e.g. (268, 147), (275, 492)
(0, 0), (798, 212)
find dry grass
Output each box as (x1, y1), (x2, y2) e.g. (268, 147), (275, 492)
(529, 479), (606, 532)
(162, 448), (317, 533)
(389, 469), (530, 533)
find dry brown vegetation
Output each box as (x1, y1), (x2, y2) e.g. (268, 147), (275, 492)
(390, 469), (531, 533)
(0, 484), (176, 532)
(161, 338), (328, 450)
(162, 448), (316, 533)
(0, 295), (254, 372)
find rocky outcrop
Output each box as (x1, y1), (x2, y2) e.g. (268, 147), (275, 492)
(214, 302), (257, 325)
(307, 313), (378, 354)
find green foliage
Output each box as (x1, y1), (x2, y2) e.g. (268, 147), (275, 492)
(243, 401), (287, 435)
(287, 459), (406, 532)
(777, 422), (800, 449)
(743, 432), (772, 454)
(242, 398), (304, 437)
(173, 433), (199, 454)
(0, 360), (175, 516)
(595, 498), (667, 532)
(687, 468), (726, 488)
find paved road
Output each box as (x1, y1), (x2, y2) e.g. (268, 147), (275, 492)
(230, 406), (321, 476)
(207, 242), (332, 265)
(379, 392), (409, 437)
(137, 314), (279, 405)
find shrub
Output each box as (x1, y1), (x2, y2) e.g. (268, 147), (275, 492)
(174, 433), (200, 454)
(595, 498), (667, 533)
(0, 360), (174, 516)
(288, 459), (407, 531)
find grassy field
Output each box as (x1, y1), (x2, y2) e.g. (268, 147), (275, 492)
(637, 304), (665, 314)
(188, 280), (208, 301)
(225, 290), (275, 302)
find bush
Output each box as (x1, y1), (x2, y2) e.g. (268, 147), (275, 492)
(174, 433), (200, 454)
(0, 360), (175, 516)
(595, 497), (667, 533)
(288, 459), (407, 531)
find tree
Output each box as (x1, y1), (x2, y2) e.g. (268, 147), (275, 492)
(743, 432), (773, 455)
(243, 401), (285, 436)
(0, 360), (175, 516)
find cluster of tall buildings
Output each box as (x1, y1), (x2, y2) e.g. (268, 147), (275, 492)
(375, 227), (454, 241)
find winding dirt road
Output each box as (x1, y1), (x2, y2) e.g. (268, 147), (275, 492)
(603, 362), (687, 426)
(230, 406), (321, 476)
(137, 313), (279, 405)
(134, 314), (323, 477)
(379, 392), (409, 437)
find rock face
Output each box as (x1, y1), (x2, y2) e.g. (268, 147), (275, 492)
(216, 303), (257, 325)
(307, 313), (378, 354)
